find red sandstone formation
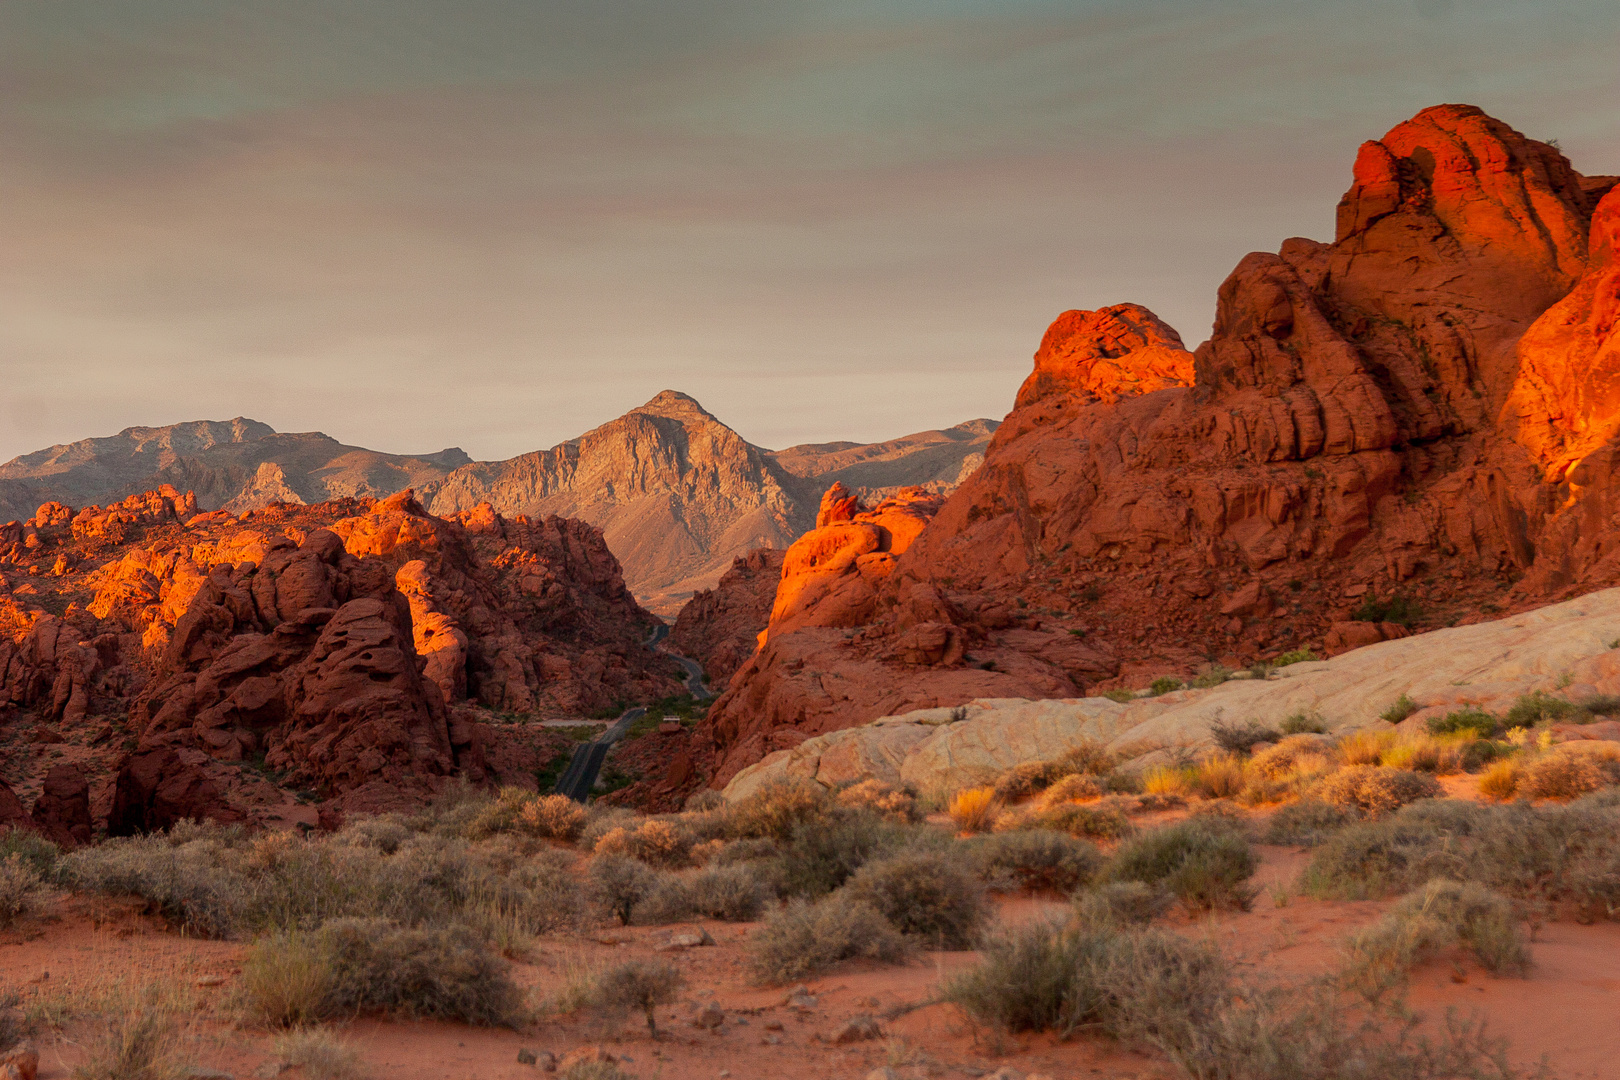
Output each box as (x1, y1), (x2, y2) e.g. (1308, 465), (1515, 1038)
(670, 547), (786, 689)
(1, 488), (679, 830)
(688, 105), (1620, 787)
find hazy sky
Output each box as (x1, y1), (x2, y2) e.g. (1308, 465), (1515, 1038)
(2, 0), (1617, 462)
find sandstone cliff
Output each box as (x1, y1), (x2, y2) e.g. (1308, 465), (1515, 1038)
(687, 104), (1620, 787)
(0, 418), (470, 524)
(0, 486), (679, 830)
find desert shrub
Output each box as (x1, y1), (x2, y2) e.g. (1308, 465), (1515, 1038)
(1351, 595), (1420, 626)
(774, 810), (913, 898)
(1378, 733), (1467, 774)
(591, 959), (684, 1035)
(723, 780), (832, 841)
(684, 789), (728, 812)
(1037, 773), (1105, 806)
(1274, 648), (1318, 667)
(1477, 758), (1523, 801)
(1318, 766), (1441, 818)
(1504, 691), (1577, 728)
(0, 826), (60, 878)
(1101, 819), (1257, 912)
(518, 794), (588, 841)
(1342, 879), (1529, 1001)
(1582, 694), (1620, 717)
(1428, 708), (1499, 738)
(315, 918), (521, 1025)
(588, 855), (658, 925)
(992, 760), (1068, 801)
(1279, 710), (1327, 735)
(240, 932), (332, 1028)
(1148, 676), (1185, 696)
(63, 835), (241, 938)
(1057, 738), (1116, 776)
(1264, 800), (1356, 846)
(463, 787), (536, 839)
(336, 813), (413, 854)
(974, 830), (1102, 893)
(576, 806), (640, 850)
(1379, 694), (1420, 723)
(1209, 719), (1279, 756)
(683, 864), (770, 921)
(1102, 688), (1136, 703)
(271, 1028), (365, 1080)
(748, 892), (909, 983)
(73, 998), (190, 1080)
(843, 851), (985, 947)
(943, 919), (1112, 1033)
(593, 819), (692, 867)
(1335, 728), (1397, 766)
(995, 800), (1133, 840)
(1249, 735), (1335, 784)
(1520, 749), (1619, 800)
(1074, 881), (1172, 926)
(1190, 665), (1232, 689)
(1193, 754), (1248, 799)
(948, 787), (998, 833)
(0, 853), (40, 928)
(1142, 765), (1196, 796)
(711, 837), (779, 866)
(835, 779), (921, 822)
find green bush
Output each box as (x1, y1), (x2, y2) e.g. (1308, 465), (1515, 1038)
(1503, 692), (1576, 728)
(0, 826), (60, 878)
(1149, 676), (1185, 697)
(1343, 879), (1529, 1001)
(1101, 819), (1257, 912)
(1279, 711), (1327, 735)
(843, 851), (986, 948)
(1379, 694), (1420, 723)
(748, 893), (909, 983)
(1427, 708), (1499, 738)
(974, 831), (1102, 894)
(1274, 649), (1318, 667)
(1351, 595), (1420, 626)
(1191, 665), (1233, 689)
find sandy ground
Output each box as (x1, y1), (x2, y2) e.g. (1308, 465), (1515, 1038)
(5, 839), (1620, 1080)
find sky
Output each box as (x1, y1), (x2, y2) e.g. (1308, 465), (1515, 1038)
(2, 0), (1617, 463)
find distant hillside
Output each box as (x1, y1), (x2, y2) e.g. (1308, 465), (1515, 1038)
(1, 400), (995, 616)
(0, 419), (470, 525)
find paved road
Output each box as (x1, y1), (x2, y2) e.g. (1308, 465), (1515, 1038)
(553, 621), (710, 801)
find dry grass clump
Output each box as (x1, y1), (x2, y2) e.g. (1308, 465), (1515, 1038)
(844, 851), (986, 947)
(974, 830), (1102, 894)
(590, 959), (684, 1036)
(1074, 881), (1172, 927)
(1250, 734), (1336, 783)
(945, 919), (1540, 1079)
(948, 787), (998, 833)
(1192, 753), (1247, 798)
(1520, 748), (1620, 800)
(1477, 758), (1524, 801)
(1317, 766), (1441, 817)
(465, 787), (586, 841)
(993, 799), (1133, 841)
(636, 864), (769, 924)
(1264, 799), (1357, 847)
(1342, 879), (1529, 1001)
(593, 819), (692, 867)
(1335, 729), (1398, 766)
(1101, 818), (1257, 913)
(0, 853), (41, 928)
(989, 740), (1117, 803)
(835, 779), (921, 822)
(241, 918), (522, 1027)
(1037, 773), (1105, 805)
(748, 892), (909, 983)
(271, 1028), (367, 1080)
(1142, 765), (1197, 796)
(72, 996), (191, 1080)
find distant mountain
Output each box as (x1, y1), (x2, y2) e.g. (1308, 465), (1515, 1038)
(421, 391), (996, 614)
(0, 398), (995, 615)
(0, 419), (470, 524)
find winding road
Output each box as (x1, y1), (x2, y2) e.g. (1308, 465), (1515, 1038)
(553, 621), (711, 802)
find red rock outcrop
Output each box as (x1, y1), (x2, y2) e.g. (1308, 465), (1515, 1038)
(28, 764), (92, 848)
(1, 486), (679, 830)
(670, 547), (786, 689)
(687, 104), (1620, 787)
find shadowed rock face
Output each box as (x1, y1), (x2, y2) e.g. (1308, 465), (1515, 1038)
(1, 488), (680, 830)
(686, 104), (1620, 788)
